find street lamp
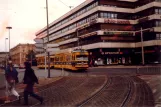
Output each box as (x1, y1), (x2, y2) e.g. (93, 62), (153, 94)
(45, 0), (50, 78)
(6, 26), (12, 56)
(5, 38), (8, 52)
(5, 38), (8, 68)
(140, 27), (145, 65)
(134, 27), (145, 65)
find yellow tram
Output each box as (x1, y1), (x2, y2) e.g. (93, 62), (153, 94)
(36, 54), (54, 69)
(54, 49), (89, 71)
(36, 49), (89, 71)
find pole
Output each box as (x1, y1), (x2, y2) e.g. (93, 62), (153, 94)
(45, 51), (47, 72)
(46, 0), (50, 78)
(9, 29), (10, 54)
(141, 27), (145, 65)
(5, 38), (7, 68)
(6, 27), (12, 57)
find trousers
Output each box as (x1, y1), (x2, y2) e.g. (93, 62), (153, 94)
(6, 81), (20, 97)
(24, 84), (42, 105)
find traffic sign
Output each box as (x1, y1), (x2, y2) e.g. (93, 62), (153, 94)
(46, 48), (59, 52)
(34, 38), (43, 43)
(35, 48), (44, 52)
(47, 44), (59, 48)
(35, 43), (44, 48)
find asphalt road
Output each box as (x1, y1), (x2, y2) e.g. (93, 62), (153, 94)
(0, 66), (160, 88)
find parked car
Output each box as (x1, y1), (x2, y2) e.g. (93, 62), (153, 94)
(19, 64), (25, 69)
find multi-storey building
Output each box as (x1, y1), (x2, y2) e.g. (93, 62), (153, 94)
(35, 0), (161, 65)
(10, 44), (35, 65)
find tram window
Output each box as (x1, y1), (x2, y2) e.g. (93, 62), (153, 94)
(51, 58), (54, 61)
(76, 55), (88, 61)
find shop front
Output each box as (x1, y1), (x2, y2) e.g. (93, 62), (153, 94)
(88, 48), (133, 66)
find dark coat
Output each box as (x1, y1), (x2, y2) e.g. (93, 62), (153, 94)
(23, 68), (38, 84)
(5, 66), (19, 83)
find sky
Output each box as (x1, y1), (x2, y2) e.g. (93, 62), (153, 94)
(0, 0), (85, 52)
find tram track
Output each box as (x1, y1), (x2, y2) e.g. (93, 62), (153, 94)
(0, 75), (155, 107)
(77, 77), (112, 107)
(78, 76), (133, 107)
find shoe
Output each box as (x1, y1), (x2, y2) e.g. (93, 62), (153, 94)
(40, 98), (44, 104)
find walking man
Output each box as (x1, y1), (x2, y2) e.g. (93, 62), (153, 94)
(23, 61), (43, 105)
(5, 60), (21, 101)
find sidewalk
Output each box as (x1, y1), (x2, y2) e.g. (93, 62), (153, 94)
(0, 77), (62, 104)
(89, 64), (161, 69)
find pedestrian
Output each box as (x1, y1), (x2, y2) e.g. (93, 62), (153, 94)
(94, 60), (98, 67)
(5, 60), (21, 101)
(23, 62), (43, 105)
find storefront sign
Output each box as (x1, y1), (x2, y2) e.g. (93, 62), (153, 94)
(104, 19), (130, 24)
(104, 31), (132, 35)
(101, 36), (135, 41)
(105, 52), (120, 54)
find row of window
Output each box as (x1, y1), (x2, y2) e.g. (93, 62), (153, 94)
(100, 12), (118, 19)
(43, 12), (160, 43)
(38, 0), (161, 37)
(49, 2), (98, 33)
(50, 12), (161, 40)
(42, 8), (161, 39)
(49, 13), (98, 39)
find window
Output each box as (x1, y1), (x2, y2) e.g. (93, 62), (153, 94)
(156, 33), (161, 39)
(156, 21), (161, 27)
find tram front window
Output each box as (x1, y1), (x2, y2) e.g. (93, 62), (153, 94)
(76, 55), (88, 61)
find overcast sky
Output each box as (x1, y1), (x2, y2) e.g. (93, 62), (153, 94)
(0, 0), (85, 52)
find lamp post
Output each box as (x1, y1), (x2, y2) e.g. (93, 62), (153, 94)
(6, 26), (12, 56)
(140, 27), (145, 65)
(135, 27), (145, 65)
(45, 0), (50, 78)
(5, 38), (8, 53)
(5, 38), (8, 68)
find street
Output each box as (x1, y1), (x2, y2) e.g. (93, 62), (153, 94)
(0, 66), (161, 106)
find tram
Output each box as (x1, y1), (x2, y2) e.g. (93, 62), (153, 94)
(36, 54), (54, 69)
(36, 49), (89, 71)
(54, 49), (89, 71)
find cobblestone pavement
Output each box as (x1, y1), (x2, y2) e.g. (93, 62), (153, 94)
(0, 75), (154, 107)
(139, 75), (161, 107)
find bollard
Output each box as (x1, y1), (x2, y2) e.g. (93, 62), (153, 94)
(61, 67), (65, 77)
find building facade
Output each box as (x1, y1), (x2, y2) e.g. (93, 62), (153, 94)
(10, 44), (35, 65)
(35, 0), (161, 65)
